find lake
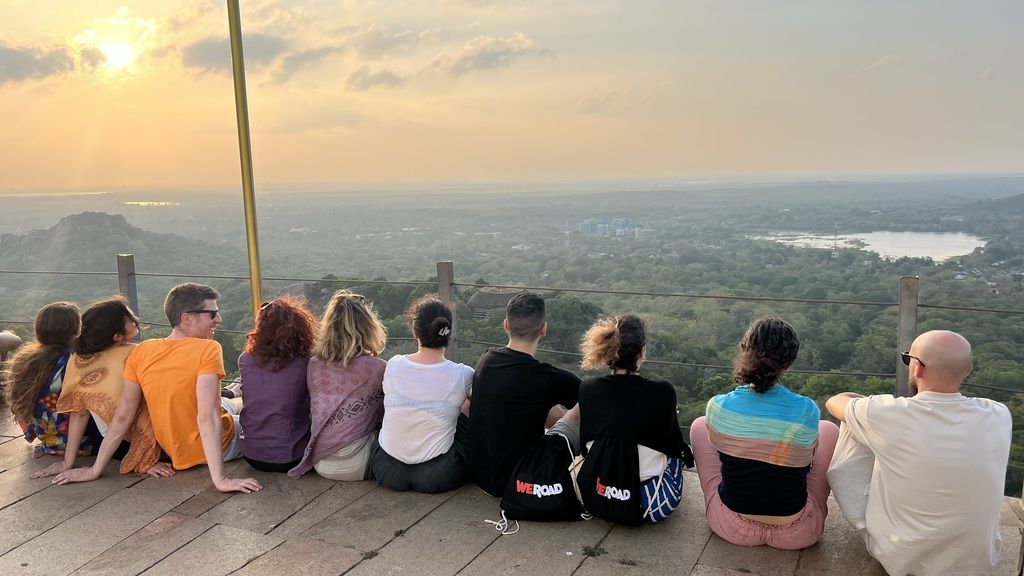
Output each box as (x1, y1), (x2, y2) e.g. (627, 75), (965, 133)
(758, 231), (985, 261)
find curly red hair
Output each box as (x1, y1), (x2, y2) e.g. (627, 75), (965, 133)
(244, 297), (317, 371)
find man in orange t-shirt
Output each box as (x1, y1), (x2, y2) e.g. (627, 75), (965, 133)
(54, 283), (261, 494)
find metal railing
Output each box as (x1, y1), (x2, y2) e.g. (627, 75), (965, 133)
(5, 254), (1024, 394)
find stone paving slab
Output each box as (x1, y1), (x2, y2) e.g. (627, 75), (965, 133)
(71, 512), (215, 576)
(698, 535), (801, 576)
(691, 565), (766, 576)
(171, 460), (245, 517)
(0, 459), (141, 556)
(199, 465), (335, 534)
(347, 486), (502, 576)
(0, 456), (68, 509)
(0, 438), (39, 474)
(301, 485), (455, 552)
(575, 470), (711, 576)
(230, 537), (364, 576)
(268, 480), (377, 540)
(793, 498), (886, 576)
(458, 514), (613, 576)
(0, 415), (23, 437)
(0, 467), (221, 576)
(139, 524), (282, 576)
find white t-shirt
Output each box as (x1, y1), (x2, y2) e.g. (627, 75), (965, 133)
(378, 355), (474, 464)
(844, 392), (1011, 576)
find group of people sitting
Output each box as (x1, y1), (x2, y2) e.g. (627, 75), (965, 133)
(0, 283), (1012, 576)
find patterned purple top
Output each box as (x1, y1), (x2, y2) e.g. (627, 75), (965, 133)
(237, 353), (311, 464)
(287, 354), (386, 478)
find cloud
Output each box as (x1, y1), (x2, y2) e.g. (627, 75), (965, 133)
(346, 65), (405, 91)
(0, 43), (102, 86)
(271, 46), (344, 83)
(245, 0), (315, 36)
(850, 54), (900, 79)
(345, 25), (435, 60)
(577, 88), (640, 116)
(981, 65), (992, 81)
(428, 32), (551, 76)
(181, 33), (288, 73)
(79, 46), (107, 69)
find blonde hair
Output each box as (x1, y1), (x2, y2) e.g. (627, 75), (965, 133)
(580, 314), (646, 373)
(313, 290), (387, 367)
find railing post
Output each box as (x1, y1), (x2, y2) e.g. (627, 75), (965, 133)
(117, 254), (141, 342)
(437, 261), (458, 362)
(896, 276), (919, 397)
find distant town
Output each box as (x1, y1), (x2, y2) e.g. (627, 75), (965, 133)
(576, 218), (656, 240)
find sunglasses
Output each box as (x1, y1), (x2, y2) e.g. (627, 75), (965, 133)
(900, 351), (925, 368)
(187, 309), (220, 319)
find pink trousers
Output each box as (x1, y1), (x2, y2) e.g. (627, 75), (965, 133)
(690, 416), (839, 550)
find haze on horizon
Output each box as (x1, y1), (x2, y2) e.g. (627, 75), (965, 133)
(1, 0), (1021, 191)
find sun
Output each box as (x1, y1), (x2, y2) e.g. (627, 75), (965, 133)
(98, 42), (134, 70)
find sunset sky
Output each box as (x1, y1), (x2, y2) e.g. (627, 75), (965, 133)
(1, 0), (1021, 190)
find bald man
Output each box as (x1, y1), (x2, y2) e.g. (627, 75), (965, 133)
(825, 331), (1011, 576)
(0, 330), (22, 363)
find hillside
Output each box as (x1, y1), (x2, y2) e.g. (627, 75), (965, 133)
(0, 212), (244, 274)
(0, 212), (249, 332)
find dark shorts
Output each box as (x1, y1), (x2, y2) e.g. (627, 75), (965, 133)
(367, 414), (469, 494)
(244, 456), (301, 473)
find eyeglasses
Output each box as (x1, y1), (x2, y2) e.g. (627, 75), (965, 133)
(900, 351), (925, 368)
(187, 309), (220, 319)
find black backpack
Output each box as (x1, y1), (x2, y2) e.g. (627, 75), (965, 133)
(498, 432), (586, 522)
(575, 435), (644, 526)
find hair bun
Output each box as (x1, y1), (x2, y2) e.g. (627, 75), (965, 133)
(431, 317), (451, 335)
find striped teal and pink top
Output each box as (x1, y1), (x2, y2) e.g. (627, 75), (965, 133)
(706, 384), (820, 468)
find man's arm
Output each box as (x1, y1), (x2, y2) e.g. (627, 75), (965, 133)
(825, 392), (864, 422)
(53, 381), (143, 485)
(196, 373), (261, 493)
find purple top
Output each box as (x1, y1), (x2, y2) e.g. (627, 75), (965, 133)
(238, 353), (311, 464)
(288, 354), (386, 478)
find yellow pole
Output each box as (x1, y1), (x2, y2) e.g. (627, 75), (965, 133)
(226, 0), (263, 320)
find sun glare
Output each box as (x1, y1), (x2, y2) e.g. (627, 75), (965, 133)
(99, 42), (134, 70)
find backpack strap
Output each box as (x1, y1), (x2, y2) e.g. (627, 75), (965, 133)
(562, 434), (592, 520)
(681, 442), (695, 468)
(485, 510), (520, 536)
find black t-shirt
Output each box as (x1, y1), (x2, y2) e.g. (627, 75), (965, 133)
(579, 374), (686, 458)
(468, 347), (581, 496)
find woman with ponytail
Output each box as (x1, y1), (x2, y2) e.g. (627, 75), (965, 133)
(690, 317), (838, 549)
(577, 314), (693, 525)
(2, 302), (93, 455)
(368, 295), (473, 493)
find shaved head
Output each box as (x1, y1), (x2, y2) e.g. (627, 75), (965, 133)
(909, 330), (972, 392)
